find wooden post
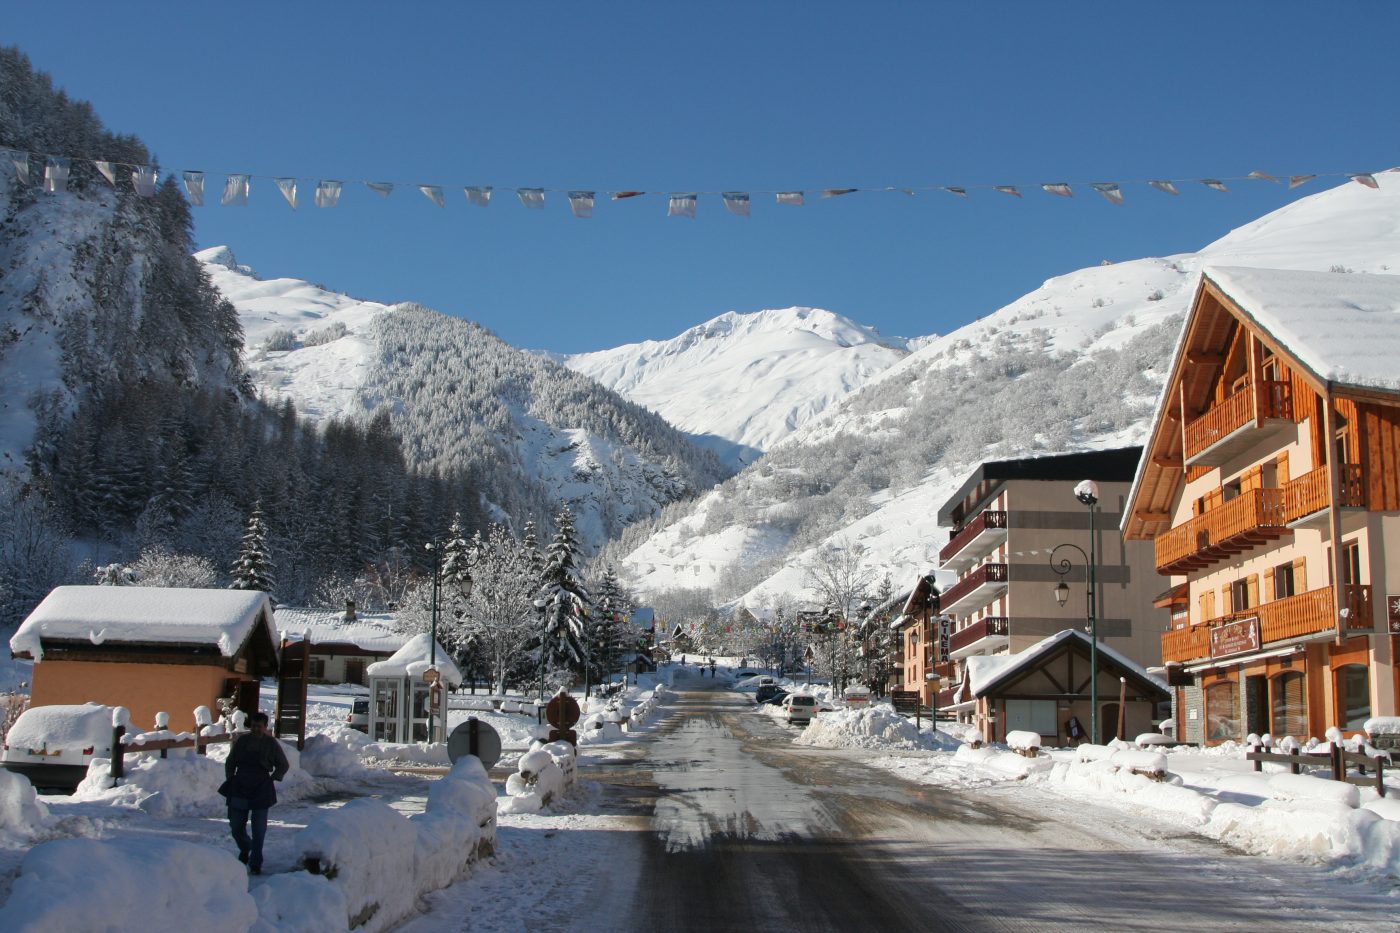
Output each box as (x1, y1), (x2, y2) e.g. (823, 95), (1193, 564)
(1117, 677), (1127, 741)
(110, 725), (126, 780)
(1290, 747), (1301, 775)
(1251, 743), (1262, 772)
(1330, 742), (1344, 782)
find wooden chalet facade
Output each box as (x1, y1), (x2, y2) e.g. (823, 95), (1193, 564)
(895, 574), (941, 707)
(1124, 267), (1400, 745)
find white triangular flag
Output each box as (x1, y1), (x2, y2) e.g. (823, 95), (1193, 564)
(1041, 183), (1073, 197)
(314, 180), (341, 208)
(1148, 180), (1179, 196)
(419, 185), (445, 207)
(275, 177), (298, 210)
(1201, 179), (1228, 193)
(1350, 173), (1380, 189)
(822, 188), (857, 198)
(131, 165), (158, 197)
(465, 186), (492, 207)
(1288, 174), (1315, 189)
(5, 149), (29, 185)
(722, 191), (750, 216)
(1092, 183), (1124, 205)
(94, 160), (118, 186)
(668, 193), (697, 218)
(517, 188), (545, 209)
(568, 191), (594, 218)
(183, 171), (204, 205)
(222, 173), (250, 206)
(43, 157), (70, 194)
(776, 191), (804, 206)
(943, 186), (968, 198)
(993, 185), (1021, 198)
(366, 181), (394, 198)
(1247, 170), (1279, 183)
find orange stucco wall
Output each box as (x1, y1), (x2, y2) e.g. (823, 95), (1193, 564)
(30, 660), (242, 733)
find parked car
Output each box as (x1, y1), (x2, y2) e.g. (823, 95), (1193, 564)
(1, 703), (115, 794)
(783, 694), (818, 725)
(759, 689), (790, 707)
(754, 684), (786, 704)
(347, 698), (370, 732)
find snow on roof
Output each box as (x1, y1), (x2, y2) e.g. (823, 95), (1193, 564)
(365, 633), (462, 687)
(10, 586), (275, 661)
(1206, 266), (1400, 392)
(963, 629), (1167, 698)
(274, 608), (407, 654)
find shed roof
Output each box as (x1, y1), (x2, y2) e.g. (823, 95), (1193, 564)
(365, 633), (463, 687)
(274, 607), (407, 654)
(11, 586), (277, 662)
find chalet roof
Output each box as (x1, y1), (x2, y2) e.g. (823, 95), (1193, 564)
(938, 447), (1144, 527)
(963, 629), (1168, 700)
(11, 586), (277, 662)
(365, 633), (463, 687)
(274, 607), (407, 654)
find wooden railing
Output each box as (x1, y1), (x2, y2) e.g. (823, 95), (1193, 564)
(1154, 487), (1286, 573)
(941, 563), (1008, 614)
(1161, 584), (1372, 664)
(1283, 464), (1366, 520)
(940, 510), (1008, 564)
(949, 616), (1009, 654)
(1183, 379), (1292, 461)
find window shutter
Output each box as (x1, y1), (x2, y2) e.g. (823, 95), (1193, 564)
(1265, 567), (1275, 602)
(1277, 452), (1290, 484)
(1240, 466), (1263, 493)
(1221, 585), (1233, 614)
(1247, 574), (1259, 608)
(1293, 558), (1307, 593)
(1205, 488), (1223, 512)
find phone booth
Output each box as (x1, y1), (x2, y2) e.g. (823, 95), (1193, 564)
(366, 633), (462, 744)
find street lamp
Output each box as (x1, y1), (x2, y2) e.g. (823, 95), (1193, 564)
(425, 540), (473, 742)
(1050, 479), (1099, 743)
(533, 597), (549, 700)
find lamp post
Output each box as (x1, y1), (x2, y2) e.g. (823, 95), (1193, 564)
(1050, 480), (1099, 743)
(425, 539), (473, 742)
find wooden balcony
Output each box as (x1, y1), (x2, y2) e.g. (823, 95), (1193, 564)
(1184, 380), (1293, 467)
(942, 563), (1009, 616)
(949, 615), (1010, 660)
(1154, 487), (1288, 574)
(1286, 464), (1365, 530)
(933, 661), (958, 682)
(1160, 584), (1372, 665)
(940, 510), (1009, 573)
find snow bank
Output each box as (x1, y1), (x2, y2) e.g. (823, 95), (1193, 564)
(1005, 730), (1041, 752)
(249, 873), (348, 933)
(0, 768), (50, 839)
(1364, 716), (1400, 737)
(501, 740), (577, 814)
(411, 755), (499, 894)
(300, 728), (371, 779)
(1267, 772), (1360, 808)
(794, 707), (962, 751)
(1110, 750), (1168, 777)
(6, 702), (113, 754)
(0, 836), (256, 932)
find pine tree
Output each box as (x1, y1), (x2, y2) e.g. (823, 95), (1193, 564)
(589, 566), (633, 686)
(229, 502), (276, 597)
(536, 505), (590, 685)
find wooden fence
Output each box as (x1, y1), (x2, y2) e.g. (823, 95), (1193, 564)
(110, 723), (246, 780)
(1246, 744), (1387, 797)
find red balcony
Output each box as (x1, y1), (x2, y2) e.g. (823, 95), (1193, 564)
(948, 616), (1010, 659)
(940, 510), (1009, 573)
(942, 562), (1008, 616)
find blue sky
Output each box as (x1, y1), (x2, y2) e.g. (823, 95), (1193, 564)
(6, 2), (1399, 353)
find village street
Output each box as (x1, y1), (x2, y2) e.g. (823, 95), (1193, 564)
(409, 666), (1400, 932)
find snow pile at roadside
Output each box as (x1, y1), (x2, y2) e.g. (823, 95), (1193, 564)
(0, 836), (257, 932)
(0, 769), (50, 840)
(299, 728), (372, 779)
(501, 741), (577, 814)
(794, 706), (964, 752)
(627, 685), (673, 729)
(293, 754), (498, 933)
(249, 873), (348, 933)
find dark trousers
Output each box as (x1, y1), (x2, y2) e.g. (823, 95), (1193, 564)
(228, 806), (269, 870)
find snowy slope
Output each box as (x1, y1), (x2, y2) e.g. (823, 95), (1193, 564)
(616, 174), (1400, 607)
(561, 308), (911, 469)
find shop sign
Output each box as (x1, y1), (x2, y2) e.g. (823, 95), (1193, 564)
(1387, 595), (1400, 634)
(1210, 617), (1260, 659)
(938, 616), (952, 662)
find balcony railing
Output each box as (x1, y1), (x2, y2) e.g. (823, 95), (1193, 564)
(939, 509), (1008, 569)
(949, 616), (1010, 657)
(933, 661), (958, 682)
(1160, 584), (1372, 664)
(941, 563), (1009, 616)
(1184, 379), (1292, 463)
(1283, 464), (1365, 522)
(1154, 487), (1287, 573)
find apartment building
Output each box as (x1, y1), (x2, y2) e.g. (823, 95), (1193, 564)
(1123, 266), (1400, 745)
(932, 448), (1165, 743)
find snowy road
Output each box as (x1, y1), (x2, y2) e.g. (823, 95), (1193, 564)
(410, 670), (1400, 931)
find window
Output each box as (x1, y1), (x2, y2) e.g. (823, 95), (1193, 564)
(1272, 563), (1295, 600)
(308, 658), (326, 680)
(1230, 579), (1251, 613)
(1271, 671), (1308, 738)
(1339, 665), (1371, 730)
(345, 659), (366, 685)
(1342, 541), (1362, 586)
(1205, 680), (1241, 743)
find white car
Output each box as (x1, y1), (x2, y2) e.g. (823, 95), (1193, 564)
(1, 702), (116, 793)
(783, 694), (818, 725)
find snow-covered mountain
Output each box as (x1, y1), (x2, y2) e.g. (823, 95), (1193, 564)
(610, 174), (1400, 608)
(197, 248), (730, 551)
(561, 308), (912, 469)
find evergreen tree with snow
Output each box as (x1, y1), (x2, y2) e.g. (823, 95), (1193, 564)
(536, 505), (590, 685)
(229, 502), (276, 597)
(588, 565), (633, 686)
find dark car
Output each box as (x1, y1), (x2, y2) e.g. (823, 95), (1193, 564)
(755, 684), (786, 704)
(760, 690), (790, 706)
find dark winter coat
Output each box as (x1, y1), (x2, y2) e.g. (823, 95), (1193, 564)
(222, 731), (290, 811)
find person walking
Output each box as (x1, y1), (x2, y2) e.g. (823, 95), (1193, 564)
(220, 711), (289, 875)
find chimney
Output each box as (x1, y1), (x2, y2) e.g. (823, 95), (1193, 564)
(344, 599), (356, 622)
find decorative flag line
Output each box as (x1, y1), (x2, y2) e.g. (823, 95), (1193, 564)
(0, 143), (1388, 218)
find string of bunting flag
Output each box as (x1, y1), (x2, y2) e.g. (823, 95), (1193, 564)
(0, 142), (1388, 217)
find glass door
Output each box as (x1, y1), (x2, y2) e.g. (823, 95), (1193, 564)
(373, 678), (403, 743)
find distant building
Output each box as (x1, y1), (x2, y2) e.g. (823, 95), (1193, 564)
(275, 601), (407, 685)
(10, 586), (280, 732)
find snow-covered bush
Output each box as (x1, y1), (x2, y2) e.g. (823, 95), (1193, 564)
(263, 327), (297, 351)
(302, 321), (348, 347)
(0, 837), (256, 932)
